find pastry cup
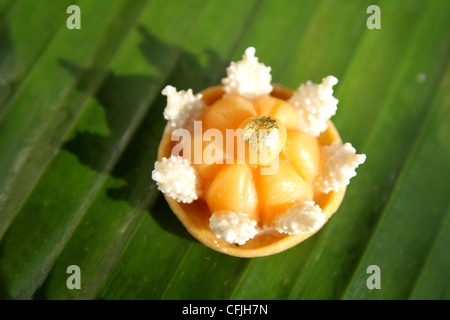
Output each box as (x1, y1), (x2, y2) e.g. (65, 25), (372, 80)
(157, 84), (346, 257)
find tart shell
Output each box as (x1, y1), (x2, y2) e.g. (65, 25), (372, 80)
(157, 84), (346, 257)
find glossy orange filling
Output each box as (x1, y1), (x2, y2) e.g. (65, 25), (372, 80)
(176, 90), (321, 227)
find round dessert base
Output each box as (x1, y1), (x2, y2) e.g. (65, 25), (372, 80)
(157, 84), (346, 257)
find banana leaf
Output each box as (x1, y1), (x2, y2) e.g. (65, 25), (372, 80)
(0, 0), (448, 300)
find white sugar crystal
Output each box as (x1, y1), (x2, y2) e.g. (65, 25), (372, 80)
(209, 210), (258, 245)
(274, 201), (325, 235)
(288, 75), (339, 136)
(152, 156), (201, 203)
(222, 47), (273, 99)
(316, 142), (366, 193)
(161, 85), (206, 129)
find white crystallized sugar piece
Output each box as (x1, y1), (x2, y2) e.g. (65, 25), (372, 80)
(275, 201), (326, 235)
(161, 85), (206, 129)
(209, 211), (258, 245)
(316, 142), (366, 194)
(288, 76), (339, 136)
(222, 47), (273, 99)
(152, 156), (201, 203)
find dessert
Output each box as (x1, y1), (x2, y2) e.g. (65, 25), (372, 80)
(152, 47), (365, 257)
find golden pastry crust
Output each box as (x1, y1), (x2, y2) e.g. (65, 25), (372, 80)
(157, 84), (346, 257)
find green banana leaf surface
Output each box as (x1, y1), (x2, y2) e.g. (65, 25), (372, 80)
(0, 0), (449, 300)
